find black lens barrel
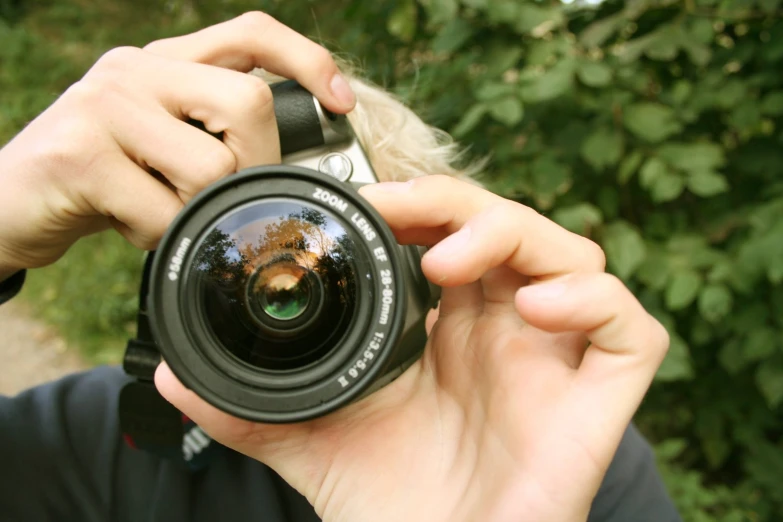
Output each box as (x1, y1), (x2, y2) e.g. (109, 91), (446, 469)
(148, 166), (406, 423)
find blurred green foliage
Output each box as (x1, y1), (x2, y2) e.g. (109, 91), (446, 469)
(3, 0), (783, 518)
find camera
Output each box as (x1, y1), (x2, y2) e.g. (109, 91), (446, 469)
(122, 80), (439, 425)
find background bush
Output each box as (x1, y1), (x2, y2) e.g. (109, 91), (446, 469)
(2, 0), (782, 519)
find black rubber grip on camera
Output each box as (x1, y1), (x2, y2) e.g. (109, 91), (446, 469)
(271, 80), (326, 156)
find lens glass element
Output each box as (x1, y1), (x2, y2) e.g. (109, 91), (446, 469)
(189, 199), (364, 371)
(253, 266), (311, 321)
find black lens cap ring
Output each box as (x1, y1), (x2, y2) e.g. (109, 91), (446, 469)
(149, 165), (407, 423)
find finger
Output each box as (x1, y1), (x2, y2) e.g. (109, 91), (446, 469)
(143, 12), (355, 112)
(425, 306), (439, 335)
(145, 58), (281, 170)
(110, 106), (237, 201)
(481, 266), (530, 306)
(359, 177), (606, 286)
(89, 46), (282, 170)
(82, 156), (183, 250)
(438, 283), (484, 318)
(154, 362), (254, 444)
(515, 273), (669, 438)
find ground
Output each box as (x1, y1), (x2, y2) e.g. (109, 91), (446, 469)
(0, 302), (85, 396)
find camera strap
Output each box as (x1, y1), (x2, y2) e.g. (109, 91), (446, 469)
(119, 252), (219, 470)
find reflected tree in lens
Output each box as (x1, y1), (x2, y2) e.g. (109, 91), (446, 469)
(193, 203), (363, 370)
(239, 210), (345, 276)
(193, 229), (249, 286)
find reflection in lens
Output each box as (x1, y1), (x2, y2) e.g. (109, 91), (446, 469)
(256, 268), (311, 321)
(190, 200), (364, 370)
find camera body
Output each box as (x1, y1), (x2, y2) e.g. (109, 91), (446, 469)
(123, 81), (439, 425)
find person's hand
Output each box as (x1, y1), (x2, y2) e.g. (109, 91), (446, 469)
(0, 13), (355, 281)
(155, 175), (670, 522)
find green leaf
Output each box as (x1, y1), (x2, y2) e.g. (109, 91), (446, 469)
(645, 29), (679, 61)
(718, 338), (748, 375)
(602, 221), (647, 279)
(485, 47), (523, 76)
(756, 360), (783, 408)
(665, 269), (702, 310)
(579, 13), (624, 47)
(670, 80), (693, 105)
(616, 31), (660, 63)
(476, 81), (516, 101)
(519, 59), (575, 103)
(431, 17), (474, 53)
(761, 91), (783, 116)
(419, 0), (459, 25)
(637, 251), (671, 290)
(577, 60), (613, 87)
(484, 0), (519, 24)
(687, 170), (730, 197)
(689, 17), (715, 44)
(656, 333), (694, 382)
(650, 172), (685, 202)
(452, 103), (487, 137)
(488, 96), (524, 127)
(515, 4), (564, 35)
(530, 155), (571, 208)
(745, 328), (778, 362)
(657, 142), (725, 172)
(639, 157), (684, 202)
(387, 0), (418, 42)
(624, 103), (682, 143)
(617, 150), (644, 184)
(581, 128), (624, 171)
(655, 438), (688, 461)
(679, 35), (712, 67)
(551, 203), (603, 235)
(639, 157), (668, 189)
(698, 284), (733, 323)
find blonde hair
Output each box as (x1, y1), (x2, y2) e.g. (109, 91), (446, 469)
(252, 69), (484, 185)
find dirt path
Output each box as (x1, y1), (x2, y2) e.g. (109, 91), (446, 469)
(0, 302), (86, 396)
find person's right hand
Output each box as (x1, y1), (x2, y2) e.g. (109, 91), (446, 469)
(0, 12), (356, 281)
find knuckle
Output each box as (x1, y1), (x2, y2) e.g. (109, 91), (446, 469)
(600, 273), (628, 299)
(142, 39), (169, 55)
(237, 11), (274, 34)
(650, 319), (671, 358)
(93, 46), (142, 72)
(582, 238), (607, 271)
(68, 74), (124, 108)
(238, 75), (274, 113)
(308, 45), (335, 72)
(200, 147), (237, 185)
(421, 174), (458, 192)
(31, 112), (103, 179)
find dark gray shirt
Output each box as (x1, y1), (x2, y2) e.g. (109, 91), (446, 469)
(0, 366), (681, 521)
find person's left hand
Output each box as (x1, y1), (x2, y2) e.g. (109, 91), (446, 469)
(156, 175), (669, 522)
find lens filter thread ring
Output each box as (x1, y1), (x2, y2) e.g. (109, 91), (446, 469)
(149, 166), (407, 423)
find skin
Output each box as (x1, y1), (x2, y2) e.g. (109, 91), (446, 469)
(0, 13), (670, 522)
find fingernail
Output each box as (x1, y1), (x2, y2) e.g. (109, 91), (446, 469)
(362, 181), (414, 194)
(330, 73), (356, 108)
(430, 226), (471, 257)
(518, 282), (568, 300)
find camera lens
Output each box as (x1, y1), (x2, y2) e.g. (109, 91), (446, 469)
(248, 263), (315, 322)
(149, 166), (413, 422)
(189, 199), (361, 371)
